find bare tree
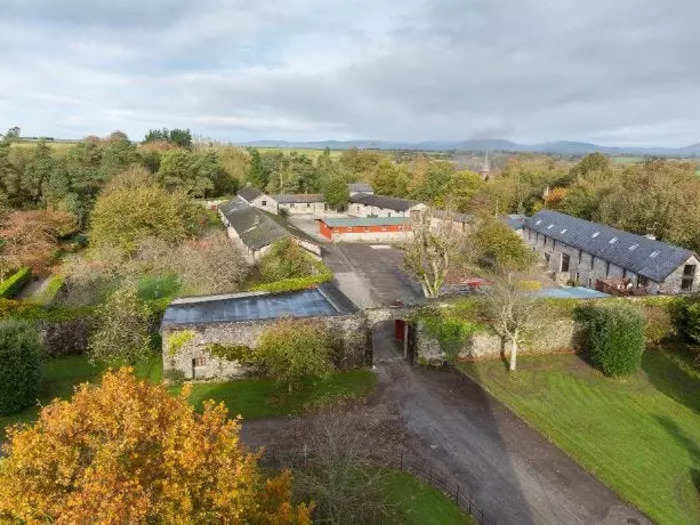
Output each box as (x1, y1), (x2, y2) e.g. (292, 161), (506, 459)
(482, 272), (544, 371)
(291, 408), (400, 525)
(403, 210), (469, 298)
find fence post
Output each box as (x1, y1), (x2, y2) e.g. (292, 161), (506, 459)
(400, 451), (404, 471)
(456, 483), (460, 503)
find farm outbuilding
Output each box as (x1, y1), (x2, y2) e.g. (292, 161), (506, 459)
(319, 216), (411, 242)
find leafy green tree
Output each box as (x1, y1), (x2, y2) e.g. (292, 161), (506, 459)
(255, 319), (336, 392)
(22, 140), (55, 205)
(168, 128), (192, 148)
(0, 319), (42, 416)
(98, 132), (138, 180)
(88, 285), (153, 367)
(472, 219), (534, 272)
(569, 152), (611, 180)
(157, 149), (217, 197)
(247, 148), (269, 189)
(89, 181), (202, 253)
(144, 128), (169, 142)
(324, 173), (349, 210)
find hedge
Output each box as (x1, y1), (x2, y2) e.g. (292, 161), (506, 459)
(29, 275), (65, 306)
(0, 319), (43, 415)
(0, 299), (94, 322)
(0, 267), (32, 299)
(249, 269), (333, 294)
(575, 303), (646, 377)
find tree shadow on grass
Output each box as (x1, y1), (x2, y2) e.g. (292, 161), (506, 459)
(654, 416), (700, 500)
(643, 350), (700, 414)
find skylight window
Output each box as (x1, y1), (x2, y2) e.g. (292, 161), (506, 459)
(629, 244), (638, 251)
(560, 228), (567, 234)
(592, 232), (600, 238)
(649, 251), (659, 258)
(547, 224), (554, 229)
(609, 237), (618, 244)
(535, 220), (542, 225)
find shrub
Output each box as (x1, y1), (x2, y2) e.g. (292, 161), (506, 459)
(0, 266), (31, 298)
(258, 239), (318, 282)
(250, 270), (333, 293)
(671, 295), (700, 346)
(0, 319), (42, 415)
(137, 273), (181, 301)
(39, 319), (92, 357)
(255, 319), (337, 391)
(576, 303), (646, 377)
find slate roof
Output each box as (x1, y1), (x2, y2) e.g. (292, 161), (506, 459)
(275, 193), (324, 203)
(525, 210), (696, 282)
(322, 217), (410, 227)
(348, 182), (374, 193)
(349, 193), (421, 212)
(504, 214), (525, 230)
(161, 283), (357, 326)
(237, 186), (264, 202)
(218, 198), (290, 251)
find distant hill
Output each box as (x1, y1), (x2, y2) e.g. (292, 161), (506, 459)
(241, 139), (700, 157)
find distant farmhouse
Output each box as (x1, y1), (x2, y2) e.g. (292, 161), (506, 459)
(348, 193), (425, 218)
(523, 210), (699, 294)
(230, 184), (471, 244)
(218, 198), (320, 262)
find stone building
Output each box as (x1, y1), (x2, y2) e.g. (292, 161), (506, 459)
(523, 210), (699, 294)
(237, 186), (279, 214)
(348, 193), (426, 218)
(161, 283), (368, 381)
(275, 194), (327, 216)
(348, 182), (374, 196)
(218, 197), (320, 263)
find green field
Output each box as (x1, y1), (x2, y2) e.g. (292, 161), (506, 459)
(382, 470), (474, 524)
(0, 354), (376, 441)
(459, 351), (700, 525)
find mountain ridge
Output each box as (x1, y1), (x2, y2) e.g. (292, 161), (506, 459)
(240, 139), (700, 156)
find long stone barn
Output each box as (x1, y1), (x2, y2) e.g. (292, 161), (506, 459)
(160, 283), (369, 382)
(523, 210), (699, 294)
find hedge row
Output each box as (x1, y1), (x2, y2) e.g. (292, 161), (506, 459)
(249, 269), (333, 294)
(29, 275), (65, 306)
(0, 299), (94, 322)
(0, 267), (32, 299)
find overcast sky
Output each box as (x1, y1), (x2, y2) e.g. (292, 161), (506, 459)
(2, 1), (699, 146)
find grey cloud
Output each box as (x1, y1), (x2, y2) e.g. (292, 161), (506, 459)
(2, 0), (699, 146)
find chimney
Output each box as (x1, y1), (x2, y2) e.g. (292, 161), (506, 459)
(644, 233), (656, 241)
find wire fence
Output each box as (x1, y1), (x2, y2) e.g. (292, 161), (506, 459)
(259, 446), (497, 525)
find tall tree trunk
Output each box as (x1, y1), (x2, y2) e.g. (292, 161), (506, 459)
(509, 338), (518, 371)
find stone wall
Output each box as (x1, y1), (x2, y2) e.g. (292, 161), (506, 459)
(162, 313), (369, 382)
(415, 317), (580, 364)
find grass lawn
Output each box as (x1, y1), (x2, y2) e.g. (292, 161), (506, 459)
(459, 350), (700, 525)
(181, 369), (376, 419)
(1, 354), (376, 441)
(382, 470), (474, 524)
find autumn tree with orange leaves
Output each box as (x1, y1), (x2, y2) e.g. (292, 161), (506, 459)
(0, 368), (312, 524)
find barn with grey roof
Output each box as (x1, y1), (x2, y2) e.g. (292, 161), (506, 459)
(523, 210), (699, 294)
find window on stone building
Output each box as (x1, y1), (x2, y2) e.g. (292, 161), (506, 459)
(262, 200), (267, 206)
(561, 253), (570, 272)
(193, 356), (207, 367)
(578, 249), (583, 264)
(590, 256), (595, 270)
(638, 275), (649, 288)
(605, 261), (610, 277)
(682, 264), (696, 291)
